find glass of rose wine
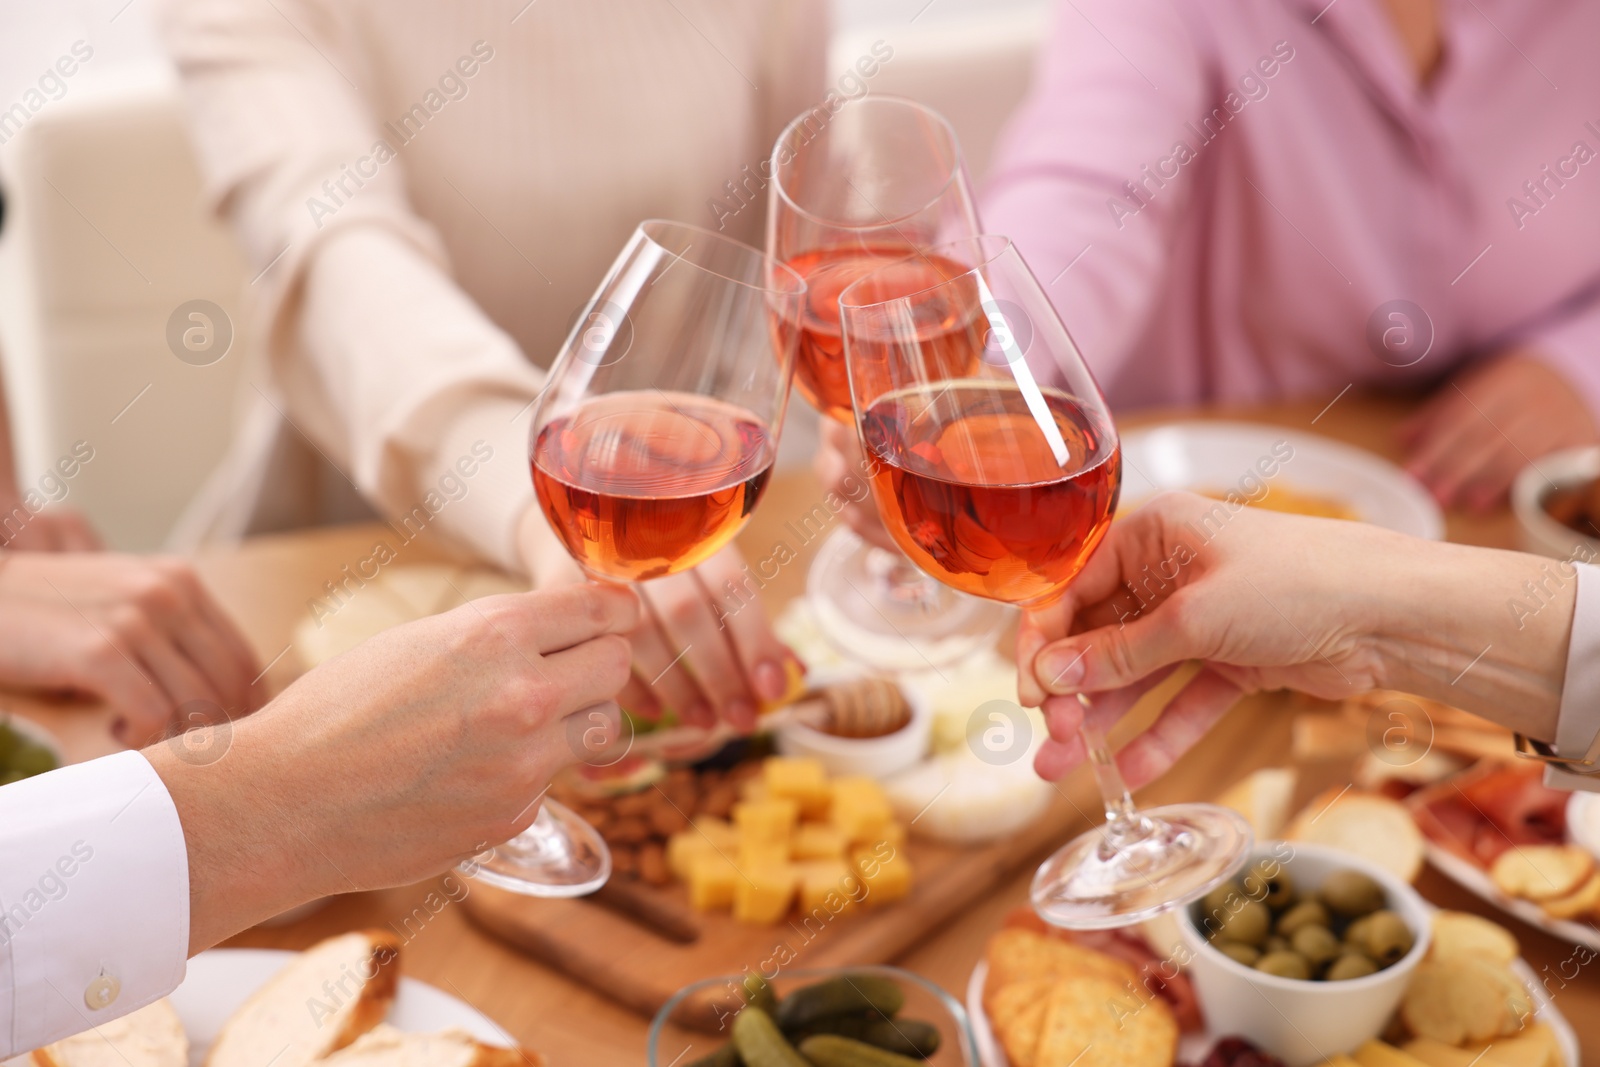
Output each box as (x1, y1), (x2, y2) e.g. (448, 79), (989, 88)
(838, 235), (1252, 928)
(768, 95), (1005, 669)
(470, 220), (804, 897)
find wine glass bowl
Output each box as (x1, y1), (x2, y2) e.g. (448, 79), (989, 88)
(468, 221), (804, 898)
(839, 235), (1252, 929)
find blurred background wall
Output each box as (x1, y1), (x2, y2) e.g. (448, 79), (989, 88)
(0, 0), (1047, 551)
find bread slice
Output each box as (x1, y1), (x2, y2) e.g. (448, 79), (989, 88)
(317, 1025), (533, 1066)
(205, 930), (401, 1067)
(1215, 767), (1297, 840)
(1286, 788), (1424, 882)
(32, 997), (188, 1066)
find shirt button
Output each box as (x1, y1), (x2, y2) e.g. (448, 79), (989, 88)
(84, 974), (120, 1010)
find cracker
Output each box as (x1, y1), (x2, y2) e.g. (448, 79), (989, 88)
(1540, 870), (1600, 920)
(997, 995), (1050, 1067)
(1401, 959), (1531, 1045)
(1490, 845), (1593, 901)
(1032, 975), (1175, 1067)
(1429, 911), (1520, 965)
(984, 928), (1138, 1001)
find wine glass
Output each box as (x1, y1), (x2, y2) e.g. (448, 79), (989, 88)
(768, 95), (1005, 670)
(838, 235), (1252, 929)
(468, 220), (805, 897)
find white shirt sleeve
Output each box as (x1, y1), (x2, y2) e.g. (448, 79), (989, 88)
(0, 750), (189, 1057)
(1546, 562), (1600, 792)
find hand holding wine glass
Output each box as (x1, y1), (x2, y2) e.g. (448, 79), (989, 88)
(839, 235), (1252, 929)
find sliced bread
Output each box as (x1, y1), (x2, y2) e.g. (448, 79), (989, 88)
(205, 929), (401, 1067)
(32, 996), (188, 1067)
(316, 1025), (533, 1066)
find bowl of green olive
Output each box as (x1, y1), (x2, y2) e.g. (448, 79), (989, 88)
(1177, 841), (1431, 1067)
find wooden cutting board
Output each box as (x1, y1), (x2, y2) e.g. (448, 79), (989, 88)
(461, 795), (1081, 1022)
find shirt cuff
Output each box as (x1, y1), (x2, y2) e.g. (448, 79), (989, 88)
(1545, 563), (1600, 791)
(0, 750), (189, 1056)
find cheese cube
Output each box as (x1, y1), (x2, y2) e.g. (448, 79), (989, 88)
(792, 823), (847, 861)
(739, 841), (791, 870)
(687, 853), (739, 911)
(733, 798), (800, 842)
(667, 831), (716, 881)
(796, 860), (857, 914)
(733, 864), (797, 923)
(831, 778), (894, 843)
(852, 843), (913, 906)
(764, 757), (831, 818)
(690, 815), (738, 849)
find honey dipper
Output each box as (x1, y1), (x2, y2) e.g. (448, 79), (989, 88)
(772, 676), (912, 738)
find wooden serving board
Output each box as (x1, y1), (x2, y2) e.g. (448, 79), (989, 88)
(461, 795), (1082, 1022)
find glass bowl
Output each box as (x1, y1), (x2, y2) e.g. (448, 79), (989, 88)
(647, 964), (979, 1066)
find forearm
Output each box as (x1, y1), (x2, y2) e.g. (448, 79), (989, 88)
(1372, 535), (1573, 739)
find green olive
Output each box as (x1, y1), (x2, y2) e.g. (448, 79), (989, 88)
(1320, 869), (1386, 917)
(1263, 934), (1292, 955)
(1276, 899), (1330, 937)
(1217, 900), (1272, 945)
(1343, 914), (1374, 950)
(0, 724), (19, 766)
(1199, 882), (1243, 931)
(1217, 941), (1261, 967)
(1290, 925), (1342, 968)
(1326, 953), (1380, 981)
(10, 742), (55, 778)
(1242, 861), (1296, 910)
(1254, 950), (1313, 981)
(1360, 910), (1415, 966)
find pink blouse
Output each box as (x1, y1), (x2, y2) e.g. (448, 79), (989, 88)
(982, 0), (1600, 417)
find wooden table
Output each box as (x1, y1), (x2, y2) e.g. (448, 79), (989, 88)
(8, 393), (1597, 1065)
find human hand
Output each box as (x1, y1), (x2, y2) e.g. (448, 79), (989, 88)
(0, 503), (102, 552)
(519, 507), (797, 732)
(1400, 352), (1598, 512)
(146, 583), (641, 951)
(0, 553), (263, 745)
(816, 418), (898, 552)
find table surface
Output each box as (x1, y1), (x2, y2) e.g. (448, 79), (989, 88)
(9, 393), (1597, 1065)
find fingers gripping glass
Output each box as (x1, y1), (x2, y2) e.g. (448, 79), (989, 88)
(468, 221), (805, 897)
(838, 235), (1251, 928)
(768, 95), (1005, 668)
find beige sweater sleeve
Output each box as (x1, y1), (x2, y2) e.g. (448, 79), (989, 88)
(156, 0), (543, 570)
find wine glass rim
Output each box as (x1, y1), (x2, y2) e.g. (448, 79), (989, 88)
(836, 234), (1016, 310)
(636, 218), (807, 296)
(769, 95), (968, 231)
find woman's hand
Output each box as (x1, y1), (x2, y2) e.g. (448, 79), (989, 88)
(146, 583), (640, 951)
(519, 508), (797, 732)
(0, 553), (263, 745)
(1018, 492), (1570, 789)
(1401, 352), (1598, 512)
(0, 504), (103, 552)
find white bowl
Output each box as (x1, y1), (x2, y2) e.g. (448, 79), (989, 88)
(1177, 841), (1432, 1067)
(1511, 445), (1600, 561)
(773, 667), (933, 779)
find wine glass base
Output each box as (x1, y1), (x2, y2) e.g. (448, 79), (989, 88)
(463, 799), (612, 898)
(1030, 803), (1253, 930)
(806, 527), (1010, 670)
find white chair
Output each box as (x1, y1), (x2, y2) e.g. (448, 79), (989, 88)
(0, 69), (251, 551)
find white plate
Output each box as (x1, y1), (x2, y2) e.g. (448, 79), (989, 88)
(167, 948), (512, 1065)
(1120, 422), (1444, 540)
(966, 947), (1579, 1067)
(1423, 841), (1600, 953)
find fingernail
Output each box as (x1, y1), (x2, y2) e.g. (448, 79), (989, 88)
(754, 660), (787, 702)
(728, 699), (757, 732)
(1038, 646), (1087, 692)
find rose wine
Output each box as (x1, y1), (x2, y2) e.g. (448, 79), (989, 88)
(785, 245), (978, 421)
(532, 391), (774, 582)
(860, 381), (1121, 606)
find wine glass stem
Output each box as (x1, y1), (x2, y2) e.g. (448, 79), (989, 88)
(1078, 692), (1149, 851)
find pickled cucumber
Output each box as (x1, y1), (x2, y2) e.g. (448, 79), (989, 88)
(742, 974), (778, 1015)
(731, 1007), (808, 1067)
(798, 1034), (924, 1067)
(773, 975), (905, 1030)
(800, 1015), (940, 1058)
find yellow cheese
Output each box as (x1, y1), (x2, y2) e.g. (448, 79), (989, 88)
(796, 860), (856, 914)
(1354, 1041), (1431, 1067)
(690, 815), (738, 849)
(733, 798), (800, 842)
(852, 843), (913, 905)
(666, 831), (716, 881)
(688, 853), (739, 911)
(764, 757), (831, 818)
(739, 841), (791, 870)
(792, 823), (848, 861)
(831, 778), (894, 843)
(734, 864), (797, 924)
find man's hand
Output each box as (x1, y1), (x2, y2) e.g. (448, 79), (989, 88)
(148, 583), (640, 952)
(519, 508), (797, 731)
(1400, 352), (1598, 512)
(0, 554), (263, 745)
(0, 504), (102, 552)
